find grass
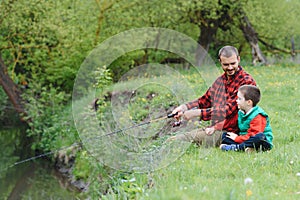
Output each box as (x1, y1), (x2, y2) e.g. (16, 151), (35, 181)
(132, 64), (300, 200)
(78, 63), (300, 199)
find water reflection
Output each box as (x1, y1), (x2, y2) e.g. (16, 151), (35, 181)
(0, 128), (79, 199)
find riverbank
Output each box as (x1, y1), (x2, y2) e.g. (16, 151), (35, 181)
(54, 143), (89, 192)
(0, 127), (81, 199)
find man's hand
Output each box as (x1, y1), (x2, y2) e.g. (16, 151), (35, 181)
(226, 132), (238, 141)
(172, 104), (188, 119)
(182, 109), (201, 120)
(205, 126), (215, 135)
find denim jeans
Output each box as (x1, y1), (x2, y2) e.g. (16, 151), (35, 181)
(221, 132), (271, 151)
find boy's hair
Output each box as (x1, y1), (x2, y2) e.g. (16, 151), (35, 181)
(239, 85), (261, 106)
(218, 46), (239, 59)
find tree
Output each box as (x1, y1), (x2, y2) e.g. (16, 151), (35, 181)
(0, 0), (99, 121)
(100, 0), (269, 65)
(243, 0), (300, 57)
(0, 0), (98, 93)
(0, 54), (26, 120)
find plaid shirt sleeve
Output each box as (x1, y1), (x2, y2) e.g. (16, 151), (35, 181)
(200, 77), (223, 121)
(186, 87), (212, 110)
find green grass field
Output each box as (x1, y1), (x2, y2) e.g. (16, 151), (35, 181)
(93, 64), (300, 200)
(137, 64), (300, 200)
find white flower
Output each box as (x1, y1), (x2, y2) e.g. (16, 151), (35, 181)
(244, 177), (253, 185)
(120, 177), (136, 183)
(296, 172), (300, 177)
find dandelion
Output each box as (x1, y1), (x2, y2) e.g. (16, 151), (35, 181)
(296, 172), (300, 177)
(246, 189), (253, 197)
(244, 177), (253, 185)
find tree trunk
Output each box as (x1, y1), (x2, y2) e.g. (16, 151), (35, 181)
(196, 23), (218, 66)
(291, 36), (296, 61)
(239, 15), (267, 65)
(0, 53), (27, 121)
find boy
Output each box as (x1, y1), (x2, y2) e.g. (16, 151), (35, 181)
(220, 85), (273, 152)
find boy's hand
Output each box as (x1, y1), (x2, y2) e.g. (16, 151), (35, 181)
(226, 132), (238, 141)
(205, 127), (215, 135)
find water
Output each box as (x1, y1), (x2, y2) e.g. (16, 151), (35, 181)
(0, 127), (79, 199)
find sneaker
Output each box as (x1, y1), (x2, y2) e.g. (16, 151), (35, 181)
(245, 147), (255, 153)
(220, 144), (238, 151)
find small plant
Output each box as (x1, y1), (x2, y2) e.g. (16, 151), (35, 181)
(23, 81), (71, 151)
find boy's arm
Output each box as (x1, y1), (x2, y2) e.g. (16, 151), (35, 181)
(234, 114), (267, 143)
(213, 120), (225, 130)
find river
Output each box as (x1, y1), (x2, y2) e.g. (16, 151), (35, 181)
(0, 127), (80, 199)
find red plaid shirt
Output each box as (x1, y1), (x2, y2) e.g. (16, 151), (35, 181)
(186, 66), (256, 132)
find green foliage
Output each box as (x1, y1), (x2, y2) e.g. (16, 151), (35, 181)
(73, 150), (93, 180)
(244, 0), (300, 50)
(109, 50), (146, 82)
(23, 82), (71, 151)
(94, 65), (113, 91)
(94, 65), (113, 123)
(109, 175), (144, 199)
(0, 0), (97, 93)
(0, 87), (8, 119)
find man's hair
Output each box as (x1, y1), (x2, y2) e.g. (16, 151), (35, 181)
(238, 85), (261, 106)
(218, 46), (239, 59)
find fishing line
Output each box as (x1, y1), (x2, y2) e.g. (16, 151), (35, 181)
(0, 142), (82, 174)
(0, 112), (178, 173)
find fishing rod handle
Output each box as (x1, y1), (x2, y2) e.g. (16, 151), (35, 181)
(167, 112), (178, 118)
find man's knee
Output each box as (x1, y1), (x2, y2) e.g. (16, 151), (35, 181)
(168, 129), (222, 147)
(196, 130), (222, 147)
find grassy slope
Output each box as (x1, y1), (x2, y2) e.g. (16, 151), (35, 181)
(131, 64), (300, 200)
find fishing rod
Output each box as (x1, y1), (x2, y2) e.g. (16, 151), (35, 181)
(102, 112), (179, 137)
(1, 112), (179, 172)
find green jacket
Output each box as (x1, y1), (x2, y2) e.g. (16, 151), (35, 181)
(238, 106), (273, 148)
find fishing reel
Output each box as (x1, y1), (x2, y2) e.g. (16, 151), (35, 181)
(167, 112), (182, 127)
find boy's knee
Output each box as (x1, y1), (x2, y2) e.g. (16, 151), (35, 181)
(256, 133), (266, 140)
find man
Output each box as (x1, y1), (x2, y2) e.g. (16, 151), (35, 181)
(168, 46), (256, 147)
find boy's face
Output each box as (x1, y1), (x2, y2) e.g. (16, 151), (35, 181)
(236, 91), (252, 112)
(219, 55), (240, 77)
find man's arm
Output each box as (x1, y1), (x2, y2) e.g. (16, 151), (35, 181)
(172, 86), (212, 120)
(186, 86), (212, 110)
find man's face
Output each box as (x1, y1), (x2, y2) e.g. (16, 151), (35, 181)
(219, 55), (240, 77)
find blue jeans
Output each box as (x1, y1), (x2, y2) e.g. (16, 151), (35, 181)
(221, 132), (271, 151)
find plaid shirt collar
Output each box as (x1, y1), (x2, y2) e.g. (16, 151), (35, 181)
(222, 66), (242, 84)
